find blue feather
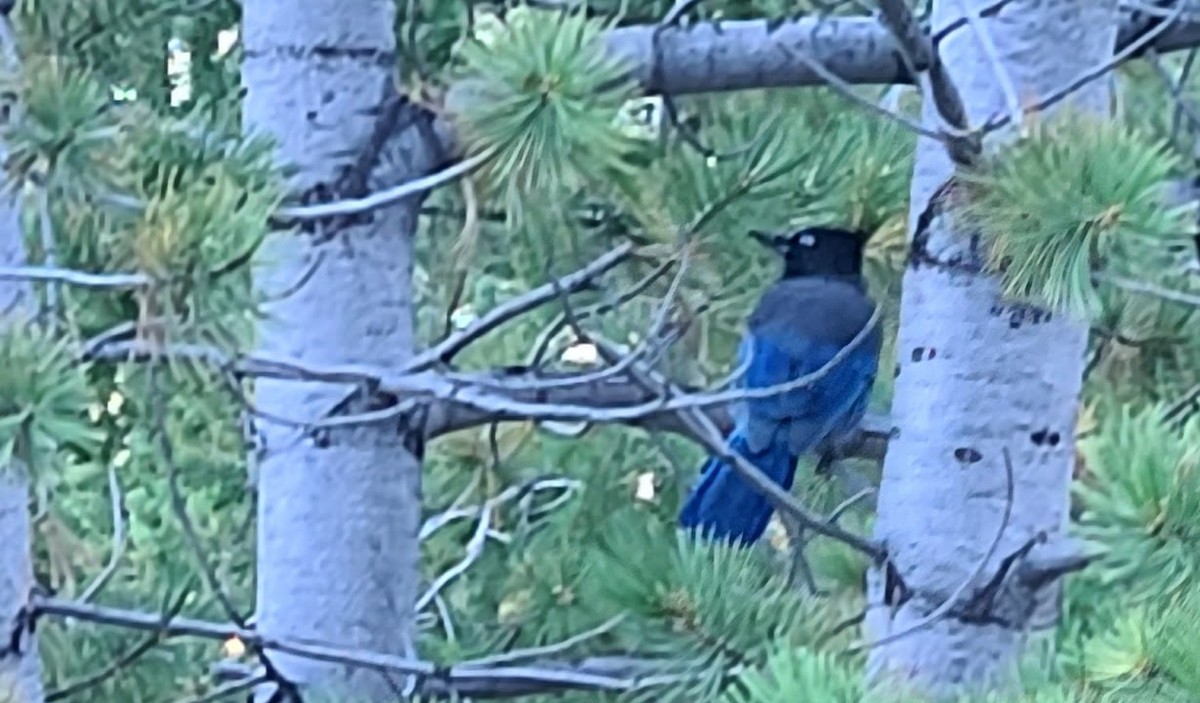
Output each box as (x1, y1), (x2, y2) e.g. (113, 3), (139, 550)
(678, 228), (881, 547)
(678, 431), (796, 544)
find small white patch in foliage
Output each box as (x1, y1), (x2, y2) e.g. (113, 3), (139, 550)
(560, 342), (599, 365)
(635, 471), (657, 502)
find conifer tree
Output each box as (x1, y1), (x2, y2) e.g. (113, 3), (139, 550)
(0, 1), (1199, 703)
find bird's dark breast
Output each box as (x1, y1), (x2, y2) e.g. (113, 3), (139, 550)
(749, 278), (878, 349)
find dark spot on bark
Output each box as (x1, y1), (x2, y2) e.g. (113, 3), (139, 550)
(991, 303), (1052, 329)
(893, 363), (902, 378)
(911, 347), (936, 362)
(322, 90), (336, 104)
(954, 447), (983, 463)
(1031, 428), (1061, 447)
(306, 110), (317, 121)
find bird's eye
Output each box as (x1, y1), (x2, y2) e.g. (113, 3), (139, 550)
(797, 234), (816, 247)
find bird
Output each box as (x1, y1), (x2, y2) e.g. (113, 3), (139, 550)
(678, 225), (882, 545)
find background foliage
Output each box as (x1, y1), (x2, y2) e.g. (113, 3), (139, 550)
(1, 1), (1199, 702)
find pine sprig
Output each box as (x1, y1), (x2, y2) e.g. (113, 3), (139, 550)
(724, 645), (859, 703)
(0, 56), (115, 195)
(101, 104), (280, 349)
(580, 516), (838, 702)
(0, 320), (103, 475)
(957, 111), (1195, 320)
(1073, 403), (1200, 604)
(789, 107), (915, 235)
(1146, 581), (1200, 699)
(447, 6), (641, 220)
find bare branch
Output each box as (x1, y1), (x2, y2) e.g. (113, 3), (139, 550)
(419, 477), (581, 540)
(415, 504), (493, 612)
(953, 0), (1023, 131)
(272, 149), (495, 225)
(876, 0), (979, 165)
(408, 243), (634, 371)
(31, 596), (701, 699)
(461, 615), (626, 667)
(84, 334), (894, 459)
(0, 266), (149, 290)
(604, 9), (1200, 96)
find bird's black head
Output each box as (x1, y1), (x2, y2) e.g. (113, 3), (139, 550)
(750, 226), (867, 280)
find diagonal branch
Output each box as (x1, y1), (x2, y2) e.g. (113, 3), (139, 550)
(406, 243), (634, 371)
(876, 0), (979, 165)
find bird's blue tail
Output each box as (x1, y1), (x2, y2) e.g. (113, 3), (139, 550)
(678, 431), (798, 545)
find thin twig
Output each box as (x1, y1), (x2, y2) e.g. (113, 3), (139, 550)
(405, 243), (634, 371)
(1099, 273), (1200, 308)
(846, 447), (1016, 654)
(954, 0), (1023, 131)
(149, 363), (247, 627)
(172, 675), (267, 703)
(776, 42), (942, 142)
(44, 588), (191, 702)
(462, 615), (626, 668)
(930, 0), (1015, 46)
(77, 466), (127, 604)
(876, 0), (979, 165)
(827, 487), (875, 524)
(0, 266), (150, 289)
(86, 326), (886, 438)
(415, 504), (493, 612)
(982, 0), (1187, 135)
(273, 149), (494, 223)
(419, 478), (579, 539)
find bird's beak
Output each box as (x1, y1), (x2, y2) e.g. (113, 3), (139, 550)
(749, 229), (788, 254)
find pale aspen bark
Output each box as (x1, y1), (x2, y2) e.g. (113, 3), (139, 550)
(241, 1), (438, 699)
(864, 1), (1119, 698)
(0, 150), (44, 703)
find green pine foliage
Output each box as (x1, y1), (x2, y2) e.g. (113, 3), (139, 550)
(0, 321), (101, 475)
(957, 109), (1195, 321)
(448, 6), (642, 222)
(2, 1), (1200, 702)
(1074, 404), (1200, 605)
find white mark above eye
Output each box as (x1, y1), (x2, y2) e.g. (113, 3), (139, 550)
(797, 233), (816, 247)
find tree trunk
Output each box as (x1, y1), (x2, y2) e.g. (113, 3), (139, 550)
(864, 1), (1119, 698)
(241, 1), (437, 699)
(0, 153), (45, 701)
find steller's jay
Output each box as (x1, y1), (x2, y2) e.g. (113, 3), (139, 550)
(678, 226), (882, 545)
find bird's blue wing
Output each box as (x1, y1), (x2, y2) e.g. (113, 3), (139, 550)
(679, 277), (881, 545)
(737, 325), (879, 457)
